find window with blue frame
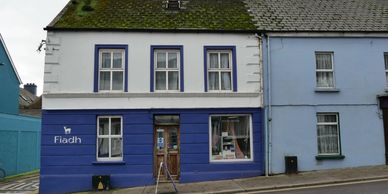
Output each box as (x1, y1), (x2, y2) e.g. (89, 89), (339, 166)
(94, 45), (128, 92)
(204, 46), (237, 92)
(150, 45), (184, 92)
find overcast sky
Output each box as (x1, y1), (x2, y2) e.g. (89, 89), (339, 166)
(0, 0), (69, 95)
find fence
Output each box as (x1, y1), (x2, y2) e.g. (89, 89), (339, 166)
(0, 113), (41, 177)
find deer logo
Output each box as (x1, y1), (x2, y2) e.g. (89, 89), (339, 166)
(64, 126), (72, 134)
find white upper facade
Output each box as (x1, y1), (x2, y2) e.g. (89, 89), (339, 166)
(43, 32), (262, 109)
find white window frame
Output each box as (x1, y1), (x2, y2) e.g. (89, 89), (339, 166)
(315, 52), (335, 88)
(98, 49), (125, 92)
(207, 50), (233, 92)
(97, 116), (123, 161)
(384, 53), (388, 87)
(316, 113), (341, 156)
(209, 114), (253, 162)
(154, 49), (180, 92)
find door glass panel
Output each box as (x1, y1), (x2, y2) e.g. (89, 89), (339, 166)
(169, 128), (178, 149)
(157, 129), (165, 150)
(154, 115), (180, 125)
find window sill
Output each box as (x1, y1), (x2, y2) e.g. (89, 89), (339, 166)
(315, 155), (345, 160)
(315, 88), (340, 93)
(92, 161), (126, 165)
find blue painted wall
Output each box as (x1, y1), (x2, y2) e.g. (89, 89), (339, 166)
(0, 113), (41, 176)
(263, 37), (388, 174)
(0, 40), (20, 114)
(40, 108), (263, 194)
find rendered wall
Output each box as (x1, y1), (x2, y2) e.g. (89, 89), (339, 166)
(40, 108), (263, 194)
(263, 37), (388, 174)
(0, 113), (41, 176)
(43, 32), (262, 110)
(0, 41), (19, 114)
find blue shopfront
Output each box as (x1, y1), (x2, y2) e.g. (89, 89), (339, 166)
(40, 108), (264, 194)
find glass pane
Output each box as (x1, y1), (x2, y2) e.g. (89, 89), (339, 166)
(211, 115), (251, 160)
(316, 72), (334, 87)
(209, 72), (219, 90)
(157, 129), (164, 150)
(99, 71), (111, 90)
(385, 55), (388, 70)
(316, 53), (332, 70)
(209, 53), (219, 68)
(112, 71), (123, 90)
(113, 52), (123, 68)
(111, 138), (123, 157)
(157, 52), (166, 68)
(168, 52), (178, 68)
(154, 115), (180, 125)
(168, 128), (178, 149)
(156, 71), (166, 90)
(221, 72), (231, 90)
(386, 72), (388, 86)
(98, 118), (109, 135)
(101, 52), (111, 68)
(98, 138), (109, 158)
(220, 53), (230, 68)
(317, 114), (337, 123)
(318, 125), (339, 154)
(168, 71), (179, 90)
(111, 117), (121, 135)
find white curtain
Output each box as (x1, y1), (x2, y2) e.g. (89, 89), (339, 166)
(221, 72), (231, 90)
(220, 53), (229, 68)
(316, 54), (334, 87)
(317, 115), (339, 154)
(209, 72), (219, 90)
(168, 71), (179, 90)
(209, 53), (218, 68)
(156, 71), (166, 90)
(99, 72), (110, 90)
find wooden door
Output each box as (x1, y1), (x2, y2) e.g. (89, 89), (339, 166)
(154, 126), (180, 180)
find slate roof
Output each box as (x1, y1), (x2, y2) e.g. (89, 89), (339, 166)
(46, 0), (256, 32)
(244, 0), (388, 32)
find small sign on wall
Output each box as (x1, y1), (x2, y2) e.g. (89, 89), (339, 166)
(54, 126), (82, 144)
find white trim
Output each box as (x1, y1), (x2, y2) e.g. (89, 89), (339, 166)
(208, 114), (254, 163)
(207, 50), (233, 92)
(316, 113), (341, 155)
(96, 116), (123, 161)
(315, 52), (336, 89)
(154, 49), (181, 92)
(98, 49), (125, 92)
(0, 34), (22, 84)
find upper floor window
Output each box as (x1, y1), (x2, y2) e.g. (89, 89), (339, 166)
(384, 53), (388, 86)
(94, 45), (128, 92)
(150, 46), (184, 92)
(204, 46), (237, 92)
(315, 52), (335, 88)
(97, 116), (123, 161)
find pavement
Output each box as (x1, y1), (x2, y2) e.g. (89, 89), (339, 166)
(103, 165), (388, 194)
(0, 175), (39, 194)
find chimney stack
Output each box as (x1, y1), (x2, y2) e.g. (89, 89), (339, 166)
(24, 83), (37, 96)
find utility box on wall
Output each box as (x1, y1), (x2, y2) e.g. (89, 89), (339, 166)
(285, 156), (298, 174)
(92, 175), (110, 191)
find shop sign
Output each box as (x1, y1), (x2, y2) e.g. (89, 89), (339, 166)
(54, 126), (82, 144)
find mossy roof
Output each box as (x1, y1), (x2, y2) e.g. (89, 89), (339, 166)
(46, 0), (257, 32)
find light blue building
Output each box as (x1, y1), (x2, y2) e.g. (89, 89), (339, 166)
(0, 34), (41, 177)
(245, 0), (388, 174)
